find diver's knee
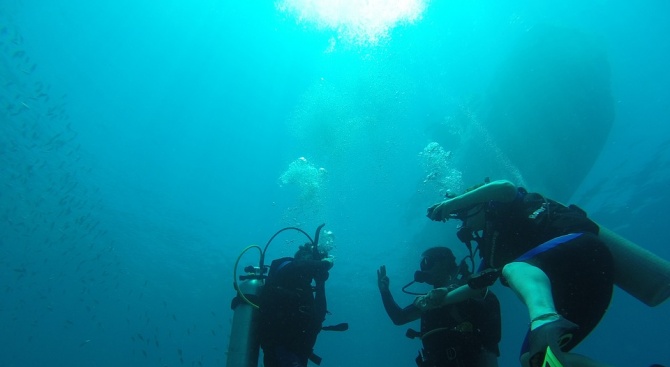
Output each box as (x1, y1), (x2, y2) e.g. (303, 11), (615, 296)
(501, 262), (527, 280)
(502, 262), (548, 284)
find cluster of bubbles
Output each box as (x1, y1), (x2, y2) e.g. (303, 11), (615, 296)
(287, 78), (367, 163)
(318, 229), (335, 255)
(418, 142), (463, 196)
(279, 157), (328, 204)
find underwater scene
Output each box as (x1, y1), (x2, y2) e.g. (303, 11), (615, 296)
(1, 0), (669, 366)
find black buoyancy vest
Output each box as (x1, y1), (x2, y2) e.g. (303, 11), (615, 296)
(419, 293), (501, 366)
(483, 188), (600, 268)
(259, 258), (321, 353)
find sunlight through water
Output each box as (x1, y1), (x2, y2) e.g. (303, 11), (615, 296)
(276, 0), (428, 45)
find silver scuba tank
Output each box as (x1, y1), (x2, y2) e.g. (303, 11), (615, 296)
(599, 226), (670, 307)
(226, 266), (264, 367)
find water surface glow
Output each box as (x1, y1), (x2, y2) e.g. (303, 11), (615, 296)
(276, 0), (428, 45)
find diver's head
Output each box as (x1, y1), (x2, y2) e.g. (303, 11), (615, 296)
(294, 243), (327, 261)
(414, 247), (458, 287)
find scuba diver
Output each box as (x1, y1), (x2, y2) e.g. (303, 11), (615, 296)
(258, 242), (333, 367)
(227, 224), (346, 367)
(377, 246), (501, 367)
(416, 179), (670, 367)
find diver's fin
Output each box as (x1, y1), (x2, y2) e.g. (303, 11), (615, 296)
(308, 352), (322, 365)
(542, 346), (562, 367)
(405, 328), (421, 339)
(321, 322), (348, 331)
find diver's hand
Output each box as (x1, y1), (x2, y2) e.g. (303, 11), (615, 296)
(315, 257), (333, 282)
(413, 287), (449, 311)
(427, 200), (455, 222)
(377, 265), (390, 293)
(321, 256), (334, 271)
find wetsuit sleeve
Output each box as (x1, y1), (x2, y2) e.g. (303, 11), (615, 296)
(311, 259), (332, 323)
(380, 290), (421, 325)
(286, 259), (329, 322)
(314, 278), (327, 323)
(307, 260), (330, 323)
(479, 291), (502, 356)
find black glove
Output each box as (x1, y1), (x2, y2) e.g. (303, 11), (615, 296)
(467, 268), (500, 289)
(377, 265), (390, 293)
(314, 257), (333, 282)
(314, 269), (329, 282)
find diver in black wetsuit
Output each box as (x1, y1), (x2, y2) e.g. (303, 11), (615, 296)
(259, 243), (333, 367)
(377, 247), (501, 367)
(419, 179), (614, 367)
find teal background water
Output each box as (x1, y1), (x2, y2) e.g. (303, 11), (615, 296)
(1, 1), (669, 366)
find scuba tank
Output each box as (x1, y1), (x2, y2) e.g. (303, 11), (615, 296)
(227, 266), (264, 367)
(598, 226), (670, 307)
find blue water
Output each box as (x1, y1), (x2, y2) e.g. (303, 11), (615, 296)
(1, 1), (669, 366)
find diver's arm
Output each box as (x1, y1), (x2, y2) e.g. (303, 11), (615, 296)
(414, 284), (486, 311)
(461, 179), (517, 204)
(380, 290), (421, 325)
(443, 283), (487, 303)
(314, 278), (327, 322)
(377, 265), (420, 324)
(427, 180), (518, 221)
(312, 258), (332, 322)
